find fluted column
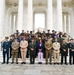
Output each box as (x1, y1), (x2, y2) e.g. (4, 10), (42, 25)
(17, 0), (24, 32)
(47, 0), (53, 30)
(0, 0), (5, 40)
(27, 0), (33, 31)
(57, 0), (63, 31)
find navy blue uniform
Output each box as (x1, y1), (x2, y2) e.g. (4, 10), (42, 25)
(68, 43), (74, 64)
(2, 41), (10, 63)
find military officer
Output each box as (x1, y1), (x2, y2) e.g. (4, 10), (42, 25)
(53, 38), (60, 64)
(20, 37), (28, 64)
(11, 38), (19, 64)
(9, 35), (15, 58)
(45, 37), (53, 64)
(60, 39), (68, 65)
(2, 37), (10, 64)
(29, 38), (36, 64)
(68, 39), (74, 65)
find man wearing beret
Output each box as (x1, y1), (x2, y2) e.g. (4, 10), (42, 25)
(60, 39), (68, 65)
(29, 38), (36, 64)
(45, 37), (53, 64)
(11, 38), (19, 64)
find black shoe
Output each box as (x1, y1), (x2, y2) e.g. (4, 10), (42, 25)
(50, 63), (52, 65)
(38, 62), (42, 64)
(54, 63), (56, 65)
(57, 63), (59, 65)
(65, 63), (68, 65)
(6, 62), (9, 64)
(2, 62), (5, 64)
(46, 63), (48, 65)
(24, 62), (26, 64)
(30, 62), (32, 64)
(16, 62), (18, 64)
(21, 62), (24, 64)
(38, 62), (40, 64)
(11, 62), (14, 64)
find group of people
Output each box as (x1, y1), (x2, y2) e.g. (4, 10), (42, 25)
(1, 29), (74, 65)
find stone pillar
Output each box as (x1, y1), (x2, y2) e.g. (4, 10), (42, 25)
(47, 0), (53, 31)
(27, 0), (33, 31)
(57, 0), (63, 31)
(64, 15), (66, 32)
(0, 0), (5, 40)
(17, 0), (24, 32)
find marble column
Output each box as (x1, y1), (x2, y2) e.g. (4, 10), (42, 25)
(17, 0), (24, 32)
(68, 15), (70, 33)
(64, 15), (66, 32)
(47, 0), (53, 31)
(57, 0), (63, 31)
(0, 0), (5, 40)
(27, 0), (33, 31)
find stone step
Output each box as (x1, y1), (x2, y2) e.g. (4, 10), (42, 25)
(0, 51), (70, 63)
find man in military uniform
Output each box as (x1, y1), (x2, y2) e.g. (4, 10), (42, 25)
(2, 37), (10, 64)
(9, 35), (15, 58)
(60, 39), (68, 65)
(11, 38), (19, 64)
(68, 39), (74, 65)
(53, 38), (60, 64)
(29, 38), (36, 64)
(20, 37), (28, 64)
(45, 37), (53, 64)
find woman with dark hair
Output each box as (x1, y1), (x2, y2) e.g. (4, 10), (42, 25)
(37, 38), (44, 64)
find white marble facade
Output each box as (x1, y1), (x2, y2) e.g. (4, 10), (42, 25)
(0, 0), (74, 41)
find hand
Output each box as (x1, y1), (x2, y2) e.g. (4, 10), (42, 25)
(31, 48), (33, 51)
(4, 49), (6, 51)
(39, 49), (42, 52)
(48, 48), (49, 50)
(14, 48), (16, 50)
(72, 49), (74, 51)
(64, 49), (66, 51)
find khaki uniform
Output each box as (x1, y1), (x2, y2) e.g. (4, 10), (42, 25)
(11, 42), (19, 63)
(20, 40), (28, 62)
(53, 42), (60, 63)
(45, 41), (52, 64)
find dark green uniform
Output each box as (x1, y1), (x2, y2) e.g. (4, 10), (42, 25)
(29, 42), (36, 64)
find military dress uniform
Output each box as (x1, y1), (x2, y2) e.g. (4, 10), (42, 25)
(11, 41), (19, 64)
(20, 40), (28, 64)
(2, 39), (10, 64)
(68, 42), (74, 64)
(45, 41), (53, 64)
(60, 43), (68, 65)
(53, 42), (60, 64)
(29, 41), (36, 64)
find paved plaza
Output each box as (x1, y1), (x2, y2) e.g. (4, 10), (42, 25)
(0, 61), (74, 75)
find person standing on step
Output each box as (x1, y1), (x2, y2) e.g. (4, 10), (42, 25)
(45, 37), (53, 65)
(53, 38), (60, 65)
(20, 37), (28, 64)
(60, 39), (68, 65)
(2, 37), (10, 64)
(37, 38), (44, 64)
(11, 38), (19, 64)
(29, 38), (36, 64)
